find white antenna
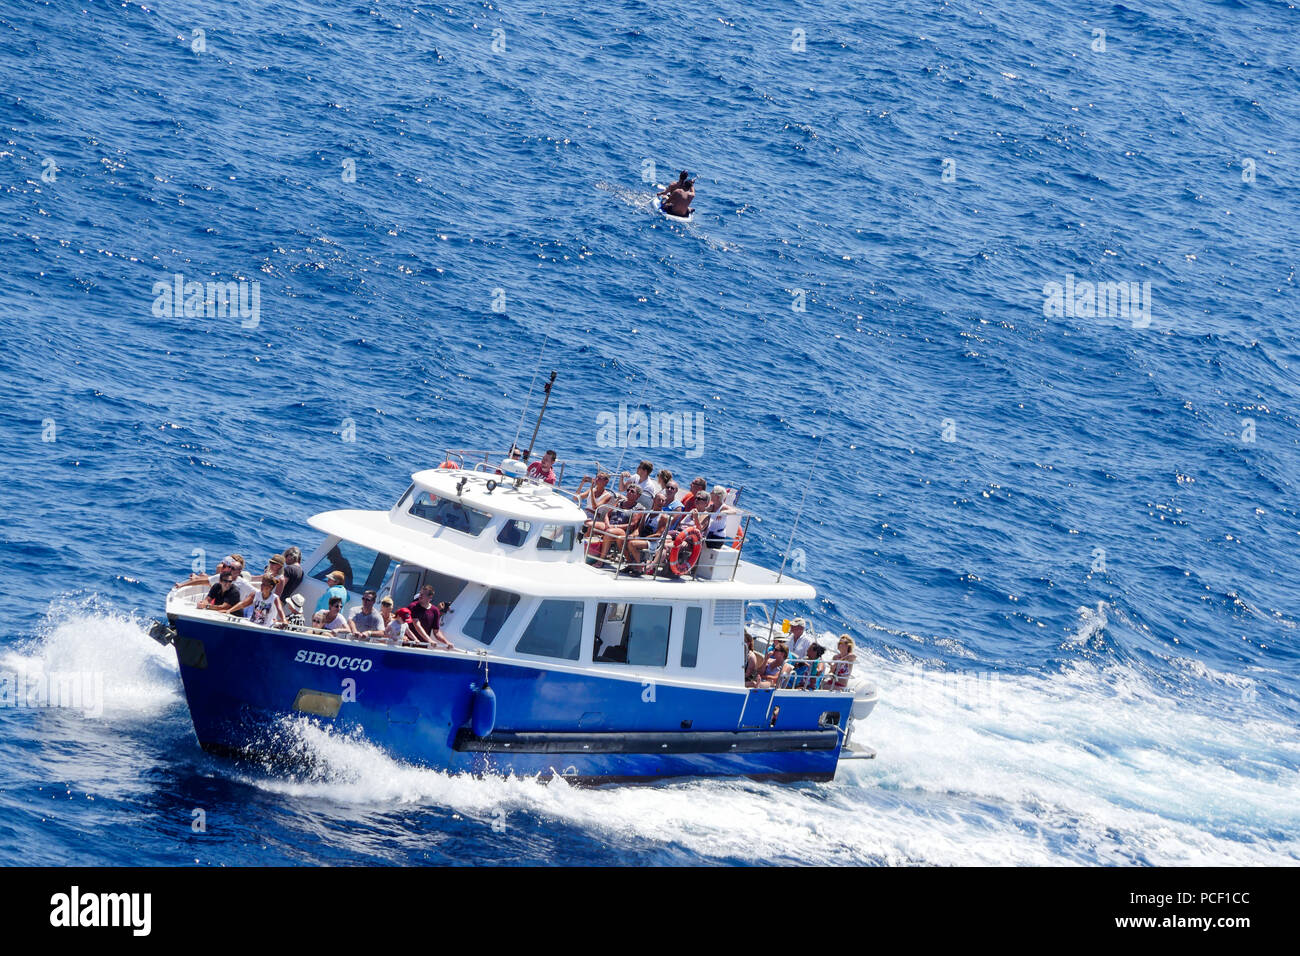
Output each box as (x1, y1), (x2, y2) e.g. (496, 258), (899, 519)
(510, 335), (549, 457)
(776, 434), (825, 584)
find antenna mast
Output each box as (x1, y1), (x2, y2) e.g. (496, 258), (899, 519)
(524, 371), (558, 462)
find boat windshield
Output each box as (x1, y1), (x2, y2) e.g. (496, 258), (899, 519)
(408, 490), (492, 536)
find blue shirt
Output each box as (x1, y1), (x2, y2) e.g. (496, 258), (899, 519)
(315, 584), (348, 613)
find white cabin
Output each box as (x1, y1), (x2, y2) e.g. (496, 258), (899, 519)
(295, 465), (816, 689)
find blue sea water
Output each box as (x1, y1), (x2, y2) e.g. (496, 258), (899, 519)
(0, 0), (1297, 865)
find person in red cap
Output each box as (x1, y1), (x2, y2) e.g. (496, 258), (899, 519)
(386, 605), (411, 645)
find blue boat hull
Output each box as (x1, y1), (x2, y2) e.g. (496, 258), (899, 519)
(169, 616), (850, 783)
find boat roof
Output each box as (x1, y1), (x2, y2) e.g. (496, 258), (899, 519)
(307, 508), (817, 602)
(412, 467), (589, 524)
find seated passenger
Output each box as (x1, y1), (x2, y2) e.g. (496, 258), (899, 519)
(633, 460), (658, 496)
(744, 633), (761, 687)
(593, 485), (646, 563)
(350, 590), (383, 638)
(315, 570), (348, 613)
(804, 642), (828, 689)
(680, 477), (708, 511)
(787, 618), (813, 660)
(174, 554), (236, 591)
(527, 449), (558, 485)
(625, 491), (671, 572)
(572, 471), (614, 521)
(283, 593), (307, 628)
(828, 635), (856, 690)
(197, 568), (242, 612)
(659, 479), (685, 531)
(756, 643), (790, 689)
(245, 576), (286, 627)
(319, 596), (355, 635)
(388, 606), (412, 644)
(703, 486), (739, 549)
(224, 555), (261, 616)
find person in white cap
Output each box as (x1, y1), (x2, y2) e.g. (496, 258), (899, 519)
(284, 593), (307, 628)
(788, 618), (813, 660)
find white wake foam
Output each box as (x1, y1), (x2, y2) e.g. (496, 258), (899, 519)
(234, 640), (1300, 865)
(0, 597), (181, 718)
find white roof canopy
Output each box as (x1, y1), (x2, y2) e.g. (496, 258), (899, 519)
(411, 467), (588, 524)
(308, 508), (818, 602)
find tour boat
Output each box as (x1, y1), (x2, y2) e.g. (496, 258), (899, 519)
(157, 451), (878, 784)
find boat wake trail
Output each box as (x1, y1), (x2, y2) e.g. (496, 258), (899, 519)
(1, 597), (181, 718)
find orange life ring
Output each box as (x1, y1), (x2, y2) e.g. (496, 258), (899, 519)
(439, 459), (457, 470)
(732, 525), (745, 549)
(669, 526), (703, 576)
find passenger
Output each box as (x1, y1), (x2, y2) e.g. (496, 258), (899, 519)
(626, 490), (670, 571)
(405, 585), (455, 650)
(804, 642), (828, 689)
(315, 570), (348, 613)
(659, 479), (685, 530)
(596, 486), (649, 563)
(224, 555), (261, 616)
(828, 634), (856, 690)
(279, 548), (306, 601)
(756, 643), (790, 689)
(787, 618), (813, 660)
(572, 471), (615, 520)
(319, 596), (355, 635)
(744, 632), (761, 687)
(350, 590), (383, 638)
(197, 566), (242, 612)
(389, 606), (413, 644)
(527, 449), (558, 485)
(657, 469), (673, 494)
(261, 553), (286, 595)
(173, 554), (235, 591)
(633, 460), (658, 496)
(680, 477), (708, 511)
(283, 593), (307, 628)
(703, 485), (739, 549)
(245, 575), (286, 627)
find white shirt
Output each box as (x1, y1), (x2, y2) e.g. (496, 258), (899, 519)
(790, 630), (813, 660)
(208, 571), (256, 600)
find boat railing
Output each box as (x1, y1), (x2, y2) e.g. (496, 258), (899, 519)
(579, 508), (754, 581)
(752, 655), (851, 693)
(169, 584), (470, 651)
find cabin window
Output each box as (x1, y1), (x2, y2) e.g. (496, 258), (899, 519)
(593, 602), (671, 667)
(537, 523), (576, 551)
(408, 491), (492, 536)
(461, 588), (520, 646)
(389, 566), (470, 610)
(680, 606), (702, 668)
(496, 519), (532, 547)
(308, 541), (393, 594)
(515, 600), (585, 661)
